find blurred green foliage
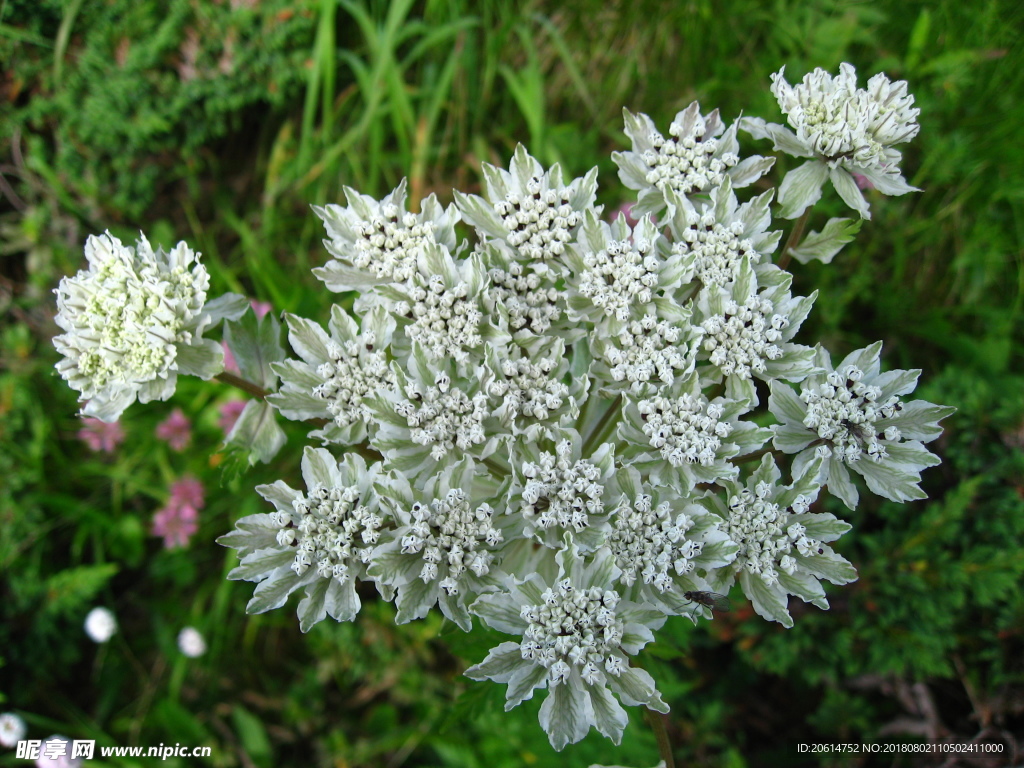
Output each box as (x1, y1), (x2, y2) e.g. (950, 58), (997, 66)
(1, 0), (1022, 766)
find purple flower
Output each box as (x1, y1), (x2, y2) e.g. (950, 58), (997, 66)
(155, 408), (191, 451)
(219, 400), (247, 435)
(77, 418), (125, 453)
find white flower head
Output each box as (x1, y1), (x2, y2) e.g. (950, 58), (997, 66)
(693, 257), (817, 405)
(565, 212), (687, 335)
(364, 342), (506, 483)
(614, 102), (774, 218)
(744, 64), (921, 219)
(703, 454), (856, 628)
(769, 342), (955, 509)
(53, 232), (222, 422)
(455, 144), (598, 263)
(0, 712), (27, 748)
(220, 449), (390, 631)
(618, 372), (772, 491)
(606, 465), (737, 617)
(482, 336), (582, 442)
(369, 458), (507, 631)
(507, 428), (617, 552)
(480, 241), (574, 342)
(269, 305), (397, 446)
(468, 538), (668, 750)
(177, 626), (207, 658)
(84, 606), (117, 643)
(666, 177), (781, 289)
(313, 179), (461, 291)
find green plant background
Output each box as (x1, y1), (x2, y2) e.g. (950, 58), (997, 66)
(1, 1), (1022, 766)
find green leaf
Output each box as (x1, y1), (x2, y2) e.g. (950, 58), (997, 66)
(224, 401), (286, 467)
(43, 564), (119, 616)
(789, 217), (863, 265)
(224, 309), (286, 390)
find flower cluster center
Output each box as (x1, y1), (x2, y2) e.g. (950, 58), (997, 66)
(488, 262), (563, 334)
(725, 483), (818, 586)
(701, 294), (787, 379)
(400, 277), (483, 359)
(353, 204), (437, 282)
(801, 365), (903, 463)
(605, 313), (690, 393)
(578, 236), (659, 322)
(609, 494), (701, 592)
(400, 489), (503, 594)
(494, 177), (581, 260)
(488, 356), (568, 422)
(274, 483), (383, 583)
(313, 334), (395, 427)
(395, 379), (490, 461)
(642, 121), (738, 196)
(674, 214), (754, 287)
(520, 441), (605, 533)
(520, 580), (626, 685)
(638, 394), (732, 467)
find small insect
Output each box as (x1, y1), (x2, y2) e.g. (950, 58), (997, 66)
(683, 591), (731, 621)
(839, 418), (873, 442)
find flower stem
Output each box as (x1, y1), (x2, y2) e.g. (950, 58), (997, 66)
(215, 371), (268, 399)
(778, 208), (812, 271)
(583, 394), (622, 454)
(645, 709), (676, 768)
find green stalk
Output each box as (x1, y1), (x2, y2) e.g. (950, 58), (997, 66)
(215, 371), (268, 400)
(778, 208), (812, 271)
(646, 709), (677, 768)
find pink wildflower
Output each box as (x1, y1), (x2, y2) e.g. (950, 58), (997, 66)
(77, 418), (125, 453)
(853, 173), (875, 190)
(169, 476), (205, 510)
(151, 477), (205, 549)
(251, 299), (272, 319)
(222, 342), (240, 375)
(155, 408), (191, 451)
(219, 400), (247, 435)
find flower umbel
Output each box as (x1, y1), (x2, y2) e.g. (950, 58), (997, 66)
(53, 232), (222, 422)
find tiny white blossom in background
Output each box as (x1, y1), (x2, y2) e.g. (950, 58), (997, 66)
(177, 627), (207, 657)
(53, 232), (222, 422)
(0, 712), (26, 748)
(84, 607), (117, 643)
(35, 736), (80, 768)
(743, 63), (920, 219)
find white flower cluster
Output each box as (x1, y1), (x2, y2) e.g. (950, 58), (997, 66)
(801, 364), (899, 463)
(53, 232), (222, 421)
(637, 392), (731, 467)
(400, 490), (502, 592)
(519, 440), (606, 534)
(724, 483), (817, 586)
(56, 63), (946, 751)
(577, 227), (659, 322)
(743, 63), (920, 219)
(273, 480), (383, 582)
(521, 580), (626, 684)
(609, 493), (700, 590)
(701, 294), (787, 379)
(770, 63), (920, 173)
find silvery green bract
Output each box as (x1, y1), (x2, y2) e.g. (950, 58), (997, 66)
(55, 65), (953, 752)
